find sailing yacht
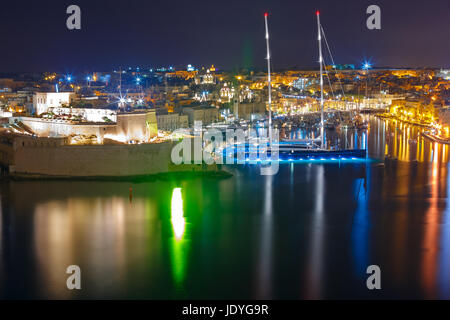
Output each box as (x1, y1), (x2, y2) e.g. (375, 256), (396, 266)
(221, 11), (366, 162)
(263, 11), (366, 160)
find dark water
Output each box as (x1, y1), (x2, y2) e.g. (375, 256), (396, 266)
(1, 116), (450, 299)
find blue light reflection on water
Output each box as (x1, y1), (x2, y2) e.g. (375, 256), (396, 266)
(439, 163), (450, 298)
(1, 117), (450, 299)
(351, 165), (371, 278)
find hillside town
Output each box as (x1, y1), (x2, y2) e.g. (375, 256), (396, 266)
(0, 66), (449, 145)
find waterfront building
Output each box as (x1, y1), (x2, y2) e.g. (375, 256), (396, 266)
(156, 112), (189, 131)
(49, 107), (117, 122)
(182, 106), (219, 126)
(389, 98), (438, 124)
(33, 92), (76, 115)
(235, 102), (266, 120)
(11, 108), (157, 144)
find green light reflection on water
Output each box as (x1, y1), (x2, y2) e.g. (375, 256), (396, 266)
(169, 187), (188, 294)
(171, 188), (185, 240)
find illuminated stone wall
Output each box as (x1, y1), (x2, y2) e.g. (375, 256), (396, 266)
(18, 110), (158, 143)
(115, 110), (157, 142)
(20, 117), (115, 139)
(10, 138), (173, 177)
(50, 107), (117, 122)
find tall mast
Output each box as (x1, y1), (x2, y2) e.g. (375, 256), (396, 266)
(317, 11), (324, 149)
(264, 13), (273, 142)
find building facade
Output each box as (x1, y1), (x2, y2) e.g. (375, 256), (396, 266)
(182, 107), (219, 126)
(33, 92), (76, 115)
(156, 113), (189, 131)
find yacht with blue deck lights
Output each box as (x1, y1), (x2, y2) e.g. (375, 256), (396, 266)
(223, 11), (367, 162)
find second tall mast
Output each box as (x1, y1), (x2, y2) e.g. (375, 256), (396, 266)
(317, 11), (324, 149)
(264, 12), (273, 142)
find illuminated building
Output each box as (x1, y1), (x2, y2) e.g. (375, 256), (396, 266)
(33, 92), (76, 115)
(293, 78), (311, 91)
(182, 106), (219, 126)
(156, 112), (189, 131)
(219, 83), (234, 102)
(14, 109), (158, 145)
(437, 69), (450, 80)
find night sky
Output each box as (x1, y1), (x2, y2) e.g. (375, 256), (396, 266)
(0, 0), (448, 72)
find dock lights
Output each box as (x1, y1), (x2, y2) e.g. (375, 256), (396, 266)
(236, 156), (365, 164)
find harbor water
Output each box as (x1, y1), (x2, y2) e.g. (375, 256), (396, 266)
(1, 116), (450, 299)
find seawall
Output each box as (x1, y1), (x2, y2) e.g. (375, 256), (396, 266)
(0, 134), (230, 180)
(11, 141), (173, 177)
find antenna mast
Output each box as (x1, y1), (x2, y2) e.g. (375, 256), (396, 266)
(119, 67), (122, 96)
